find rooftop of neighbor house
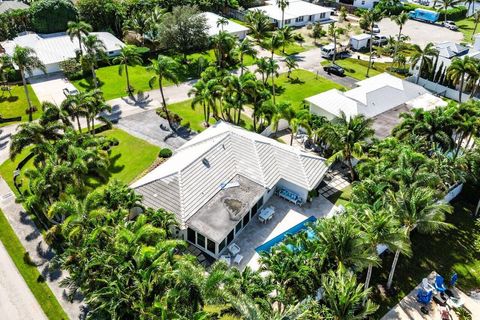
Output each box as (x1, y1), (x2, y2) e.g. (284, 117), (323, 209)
(0, 0), (29, 14)
(436, 41), (469, 59)
(187, 174), (266, 243)
(203, 12), (249, 36)
(0, 32), (124, 65)
(249, 0), (332, 21)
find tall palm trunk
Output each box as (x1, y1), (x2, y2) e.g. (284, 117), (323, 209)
(125, 64), (132, 96)
(363, 264), (373, 305)
(76, 115), (82, 133)
(459, 73), (465, 102)
(347, 156), (355, 181)
(387, 249), (401, 289)
(473, 14), (480, 40)
(21, 70), (34, 122)
(366, 28), (374, 78)
(281, 10), (284, 28)
(240, 54), (244, 76)
(394, 25), (403, 58)
(416, 59), (424, 84)
(91, 66), (98, 88)
(78, 35), (83, 56)
(271, 74), (276, 105)
(332, 32), (337, 64)
(159, 78), (174, 131)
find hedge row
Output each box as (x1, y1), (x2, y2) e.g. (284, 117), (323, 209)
(370, 2), (467, 21)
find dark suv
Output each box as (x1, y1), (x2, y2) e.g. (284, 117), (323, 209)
(323, 64), (345, 76)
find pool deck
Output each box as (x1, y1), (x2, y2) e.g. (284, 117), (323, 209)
(230, 194), (338, 271)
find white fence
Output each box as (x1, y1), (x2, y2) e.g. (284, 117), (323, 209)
(406, 76), (472, 102)
(261, 119), (289, 137)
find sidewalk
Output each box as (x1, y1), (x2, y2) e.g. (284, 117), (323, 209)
(0, 178), (85, 319)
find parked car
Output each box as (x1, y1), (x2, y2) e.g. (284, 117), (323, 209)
(63, 85), (79, 97)
(372, 23), (380, 33)
(442, 20), (458, 30)
(372, 34), (388, 46)
(323, 64), (345, 76)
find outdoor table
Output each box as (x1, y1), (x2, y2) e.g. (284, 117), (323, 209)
(258, 207), (274, 223)
(228, 243), (240, 256)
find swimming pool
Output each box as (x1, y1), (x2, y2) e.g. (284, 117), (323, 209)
(255, 216), (317, 253)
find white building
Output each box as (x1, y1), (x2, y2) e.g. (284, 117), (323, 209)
(131, 121), (328, 258)
(306, 73), (446, 138)
(249, 0), (333, 28)
(203, 12), (249, 40)
(336, 0), (378, 9)
(1, 32), (124, 77)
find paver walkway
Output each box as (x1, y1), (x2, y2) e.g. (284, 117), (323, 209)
(0, 242), (47, 320)
(0, 178), (85, 319)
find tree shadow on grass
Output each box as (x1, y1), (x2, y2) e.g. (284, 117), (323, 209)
(0, 95), (19, 103)
(75, 77), (105, 91)
(106, 153), (124, 176)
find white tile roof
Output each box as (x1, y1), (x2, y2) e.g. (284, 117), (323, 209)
(305, 89), (359, 119)
(203, 12), (249, 36)
(1, 32), (124, 65)
(436, 41), (469, 59)
(132, 121), (328, 224)
(249, 0), (332, 21)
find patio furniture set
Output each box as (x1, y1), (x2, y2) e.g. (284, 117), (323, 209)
(258, 206), (275, 223)
(276, 187), (303, 206)
(219, 243), (243, 267)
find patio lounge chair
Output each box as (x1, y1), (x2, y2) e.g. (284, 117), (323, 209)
(450, 273), (458, 287)
(435, 275), (447, 293)
(417, 288), (433, 305)
(233, 254), (243, 265)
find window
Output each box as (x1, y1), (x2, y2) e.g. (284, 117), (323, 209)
(219, 238), (226, 252)
(295, 16), (304, 23)
(256, 197), (264, 210)
(227, 229), (234, 244)
(320, 13), (326, 19)
(285, 19), (291, 24)
(309, 15), (313, 21)
(243, 213), (250, 226)
(187, 228), (196, 243)
(207, 239), (216, 254)
(235, 220), (243, 234)
(197, 233), (206, 248)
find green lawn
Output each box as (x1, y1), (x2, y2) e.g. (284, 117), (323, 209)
(0, 84), (41, 126)
(456, 16), (478, 43)
(371, 185), (480, 317)
(167, 100), (253, 132)
(322, 58), (394, 81)
(275, 69), (345, 109)
(0, 209), (68, 319)
(327, 184), (352, 207)
(274, 42), (310, 56)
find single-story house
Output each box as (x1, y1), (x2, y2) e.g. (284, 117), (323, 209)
(336, 0), (379, 9)
(0, 0), (29, 14)
(306, 73), (447, 138)
(1, 31), (124, 77)
(203, 12), (249, 40)
(131, 121), (329, 258)
(249, 0), (333, 28)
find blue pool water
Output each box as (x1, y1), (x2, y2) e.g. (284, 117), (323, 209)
(255, 216), (317, 253)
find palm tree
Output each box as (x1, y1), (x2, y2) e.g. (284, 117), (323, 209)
(409, 42), (439, 84)
(391, 12), (409, 59)
(61, 93), (87, 132)
(237, 38), (257, 76)
(447, 56), (476, 102)
(189, 79), (215, 127)
(321, 263), (379, 319)
(113, 45), (143, 96)
(285, 56), (298, 78)
(317, 112), (374, 181)
(82, 34), (107, 89)
(147, 55), (180, 131)
(245, 10), (272, 41)
(276, 0), (289, 28)
(216, 17), (229, 31)
(266, 58), (279, 104)
(386, 187), (452, 289)
(277, 26), (295, 54)
(0, 54), (12, 84)
(67, 20), (92, 57)
(363, 9), (384, 77)
(265, 33), (283, 58)
(12, 46), (46, 121)
(328, 23), (343, 64)
(472, 11), (480, 40)
(211, 31), (236, 68)
(83, 89), (111, 133)
(435, 0), (462, 24)
(256, 57), (270, 85)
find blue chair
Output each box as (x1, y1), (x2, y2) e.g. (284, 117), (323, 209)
(450, 273), (458, 287)
(435, 275), (447, 293)
(417, 289), (433, 305)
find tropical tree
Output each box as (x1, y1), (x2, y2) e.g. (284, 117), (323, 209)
(81, 34), (107, 89)
(211, 31), (237, 68)
(317, 112), (375, 181)
(435, 0), (462, 24)
(113, 45), (143, 96)
(245, 10), (272, 41)
(447, 56), (477, 102)
(328, 23), (344, 64)
(265, 33), (283, 58)
(0, 54), (12, 84)
(285, 56), (298, 78)
(217, 17), (229, 31)
(66, 20), (92, 57)
(409, 42), (439, 84)
(147, 55), (180, 131)
(386, 186), (452, 289)
(363, 9), (384, 77)
(266, 58), (280, 104)
(189, 79), (216, 127)
(237, 38), (257, 76)
(472, 11), (480, 40)
(12, 45), (46, 121)
(276, 0), (289, 28)
(277, 26), (295, 54)
(391, 11), (409, 59)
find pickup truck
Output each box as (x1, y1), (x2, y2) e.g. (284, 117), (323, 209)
(321, 44), (349, 60)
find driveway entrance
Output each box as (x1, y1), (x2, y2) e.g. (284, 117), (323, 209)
(29, 73), (72, 106)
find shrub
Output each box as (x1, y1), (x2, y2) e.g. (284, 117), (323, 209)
(76, 0), (121, 33)
(159, 148), (173, 158)
(439, 6), (467, 21)
(29, 0), (77, 33)
(59, 58), (83, 80)
(293, 33), (304, 42)
(156, 108), (182, 124)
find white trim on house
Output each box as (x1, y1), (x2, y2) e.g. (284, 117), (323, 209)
(203, 12), (249, 40)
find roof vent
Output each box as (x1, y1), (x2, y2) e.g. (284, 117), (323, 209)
(202, 158), (210, 168)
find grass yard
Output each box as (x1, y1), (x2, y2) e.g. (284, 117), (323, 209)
(456, 16), (478, 43)
(0, 84), (41, 126)
(327, 184), (352, 207)
(371, 185), (480, 317)
(274, 42), (311, 56)
(0, 209), (68, 319)
(322, 58), (394, 81)
(275, 69), (345, 109)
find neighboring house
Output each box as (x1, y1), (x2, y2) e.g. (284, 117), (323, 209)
(0, 0), (29, 14)
(336, 0), (378, 9)
(306, 73), (446, 138)
(203, 12), (249, 40)
(249, 0), (333, 27)
(131, 121), (329, 258)
(0, 31), (124, 77)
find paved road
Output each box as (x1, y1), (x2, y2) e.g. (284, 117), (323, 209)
(0, 242), (48, 320)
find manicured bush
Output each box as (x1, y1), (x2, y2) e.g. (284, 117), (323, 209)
(159, 148), (173, 158)
(438, 6), (467, 21)
(156, 108), (183, 124)
(29, 0), (77, 33)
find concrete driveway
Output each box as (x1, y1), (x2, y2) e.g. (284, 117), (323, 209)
(29, 73), (71, 106)
(377, 18), (463, 47)
(0, 242), (47, 320)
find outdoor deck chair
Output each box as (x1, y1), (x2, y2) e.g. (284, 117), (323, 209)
(450, 273), (458, 287)
(417, 289), (433, 305)
(435, 275), (447, 293)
